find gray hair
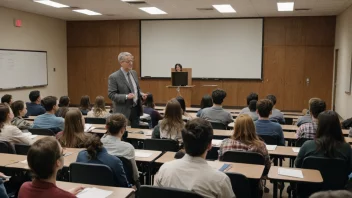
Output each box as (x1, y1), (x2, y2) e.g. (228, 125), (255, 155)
(118, 52), (132, 63)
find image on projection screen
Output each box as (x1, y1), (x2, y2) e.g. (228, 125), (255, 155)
(141, 18), (263, 79)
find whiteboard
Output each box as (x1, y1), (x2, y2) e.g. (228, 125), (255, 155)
(0, 49), (48, 89)
(141, 19), (263, 79)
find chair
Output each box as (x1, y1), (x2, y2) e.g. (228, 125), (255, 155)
(69, 162), (116, 187)
(118, 156), (136, 185)
(138, 185), (203, 198)
(0, 141), (15, 154)
(144, 139), (179, 152)
(210, 122), (227, 130)
(84, 117), (106, 124)
(28, 128), (55, 136)
(297, 157), (349, 198)
(295, 138), (311, 147)
(226, 172), (251, 198)
(15, 144), (31, 155)
(258, 134), (280, 145)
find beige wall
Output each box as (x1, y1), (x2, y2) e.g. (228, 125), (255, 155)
(0, 7), (67, 102)
(335, 5), (352, 119)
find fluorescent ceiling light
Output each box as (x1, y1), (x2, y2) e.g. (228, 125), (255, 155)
(212, 4), (236, 13)
(139, 7), (167, 15)
(121, 0), (142, 1)
(33, 0), (69, 8)
(73, 9), (102, 16)
(277, 2), (294, 11)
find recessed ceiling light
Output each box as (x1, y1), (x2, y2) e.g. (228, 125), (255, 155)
(277, 2), (294, 12)
(33, 0), (69, 8)
(121, 0), (142, 1)
(212, 4), (236, 13)
(139, 7), (167, 15)
(73, 9), (102, 16)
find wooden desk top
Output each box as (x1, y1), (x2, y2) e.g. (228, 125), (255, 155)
(57, 181), (135, 198)
(268, 166), (323, 183)
(284, 132), (297, 140)
(282, 125), (298, 131)
(268, 146), (299, 157)
(0, 153), (27, 166)
(213, 129), (232, 137)
(155, 152), (176, 164)
(135, 149), (162, 162)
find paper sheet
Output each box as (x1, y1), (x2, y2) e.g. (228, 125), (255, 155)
(135, 151), (153, 158)
(84, 124), (95, 133)
(20, 160), (27, 164)
(144, 131), (152, 136)
(212, 139), (223, 146)
(292, 148), (300, 153)
(266, 145), (277, 151)
(77, 187), (113, 198)
(30, 135), (38, 139)
(278, 168), (304, 178)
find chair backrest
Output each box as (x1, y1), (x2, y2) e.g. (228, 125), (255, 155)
(15, 144), (31, 155)
(69, 162), (116, 187)
(138, 185), (203, 198)
(0, 141), (16, 154)
(28, 128), (55, 136)
(210, 122), (227, 130)
(226, 172), (251, 198)
(295, 138), (311, 147)
(221, 150), (265, 165)
(117, 156), (135, 185)
(258, 134), (279, 145)
(144, 139), (179, 152)
(84, 117), (106, 124)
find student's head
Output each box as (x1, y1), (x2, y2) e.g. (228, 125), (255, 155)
(266, 94), (277, 106)
(83, 135), (103, 160)
(11, 100), (27, 117)
(248, 100), (257, 112)
(246, 92), (258, 105)
(27, 137), (63, 180)
(93, 96), (106, 117)
(256, 99), (273, 118)
(182, 118), (213, 157)
(200, 95), (213, 109)
(144, 93), (155, 108)
(58, 96), (70, 107)
(310, 99), (326, 119)
(80, 95), (90, 110)
(29, 90), (41, 103)
(161, 99), (184, 136)
(106, 113), (127, 137)
(175, 63), (182, 72)
(232, 114), (262, 146)
(212, 89), (227, 105)
(176, 96), (186, 114)
(308, 97), (321, 109)
(61, 109), (86, 148)
(41, 96), (58, 112)
(0, 103), (13, 129)
(118, 52), (134, 71)
(1, 94), (13, 105)
(315, 110), (345, 157)
(310, 190), (352, 198)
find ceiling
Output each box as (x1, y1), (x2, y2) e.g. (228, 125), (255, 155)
(1, 0), (352, 21)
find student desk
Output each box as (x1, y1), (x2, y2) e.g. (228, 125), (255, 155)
(0, 154), (27, 166)
(57, 181), (135, 198)
(268, 166), (323, 198)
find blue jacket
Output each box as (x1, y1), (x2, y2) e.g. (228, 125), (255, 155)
(255, 119), (285, 146)
(26, 102), (45, 117)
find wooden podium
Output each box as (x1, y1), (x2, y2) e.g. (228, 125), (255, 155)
(167, 68), (194, 107)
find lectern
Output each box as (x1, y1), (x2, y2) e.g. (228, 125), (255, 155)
(167, 68), (195, 107)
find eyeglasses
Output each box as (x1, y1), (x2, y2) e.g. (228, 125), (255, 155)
(124, 60), (134, 64)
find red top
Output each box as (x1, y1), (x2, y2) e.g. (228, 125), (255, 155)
(18, 180), (76, 198)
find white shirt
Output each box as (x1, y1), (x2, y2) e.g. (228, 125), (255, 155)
(154, 154), (235, 198)
(121, 68), (138, 104)
(0, 124), (33, 145)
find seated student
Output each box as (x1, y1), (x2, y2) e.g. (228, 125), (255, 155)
(11, 101), (32, 130)
(101, 114), (139, 184)
(196, 95), (213, 117)
(0, 103), (33, 145)
(26, 90), (46, 117)
(76, 135), (130, 187)
(87, 96), (110, 118)
(154, 118), (234, 198)
(79, 95), (91, 116)
(175, 63), (182, 72)
(55, 96), (70, 118)
(296, 98), (320, 127)
(200, 89), (233, 125)
(239, 92), (258, 115)
(266, 95), (285, 124)
(295, 111), (352, 172)
(33, 96), (64, 132)
(143, 94), (162, 128)
(296, 99), (326, 139)
(310, 190), (352, 198)
(56, 109), (90, 148)
(1, 94), (13, 106)
(0, 172), (9, 198)
(152, 99), (184, 141)
(243, 100), (259, 121)
(255, 99), (285, 146)
(176, 96), (193, 120)
(219, 114), (271, 174)
(18, 137), (84, 198)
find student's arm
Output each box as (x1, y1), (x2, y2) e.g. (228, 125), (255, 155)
(278, 126), (285, 146)
(296, 125), (303, 138)
(108, 74), (127, 104)
(11, 127), (33, 145)
(227, 112), (234, 124)
(219, 176), (236, 198)
(294, 142), (308, 168)
(112, 158), (130, 187)
(39, 106), (46, 115)
(129, 148), (140, 182)
(152, 125), (161, 139)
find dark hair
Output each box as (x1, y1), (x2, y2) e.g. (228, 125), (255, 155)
(80, 95), (91, 110)
(27, 137), (62, 179)
(29, 90), (40, 102)
(175, 63), (182, 71)
(58, 96), (70, 107)
(176, 96), (186, 113)
(106, 114), (127, 135)
(310, 99), (326, 118)
(248, 100), (257, 112)
(182, 118), (213, 156)
(266, 94), (277, 105)
(83, 135), (103, 160)
(11, 100), (25, 117)
(315, 111), (345, 158)
(144, 94), (155, 108)
(256, 99), (273, 118)
(0, 104), (10, 131)
(247, 92), (258, 105)
(1, 94), (12, 104)
(41, 96), (58, 111)
(212, 89), (227, 105)
(310, 190), (352, 198)
(200, 95), (213, 109)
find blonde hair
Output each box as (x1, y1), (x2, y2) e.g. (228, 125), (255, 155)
(232, 114), (263, 148)
(93, 96), (107, 117)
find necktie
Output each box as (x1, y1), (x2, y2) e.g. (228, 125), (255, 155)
(127, 72), (135, 93)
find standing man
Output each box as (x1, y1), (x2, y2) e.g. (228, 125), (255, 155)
(108, 52), (147, 128)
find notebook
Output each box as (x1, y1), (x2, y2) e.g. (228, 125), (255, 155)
(278, 167), (304, 178)
(266, 145), (277, 151)
(77, 187), (113, 198)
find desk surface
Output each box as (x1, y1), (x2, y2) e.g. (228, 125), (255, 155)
(268, 166), (323, 183)
(135, 149), (162, 162)
(57, 181), (135, 198)
(268, 146), (299, 157)
(0, 153), (27, 166)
